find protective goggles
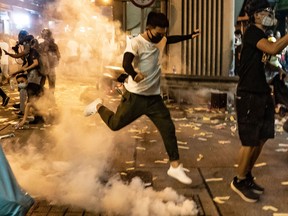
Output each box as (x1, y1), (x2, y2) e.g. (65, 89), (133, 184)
(256, 7), (274, 14)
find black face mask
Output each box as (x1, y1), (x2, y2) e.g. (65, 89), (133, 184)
(148, 29), (163, 44)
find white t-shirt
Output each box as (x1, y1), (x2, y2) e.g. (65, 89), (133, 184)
(0, 42), (9, 65)
(124, 34), (166, 95)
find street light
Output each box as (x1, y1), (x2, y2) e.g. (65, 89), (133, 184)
(95, 0), (113, 6)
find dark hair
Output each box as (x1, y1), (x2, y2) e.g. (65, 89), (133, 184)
(146, 12), (169, 29)
(245, 0), (271, 23)
(16, 73), (28, 80)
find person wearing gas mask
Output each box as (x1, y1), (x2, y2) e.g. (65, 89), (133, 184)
(3, 29), (30, 59)
(38, 28), (61, 93)
(231, 0), (288, 203)
(84, 11), (200, 185)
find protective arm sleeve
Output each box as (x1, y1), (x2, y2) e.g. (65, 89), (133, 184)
(166, 31), (199, 44)
(122, 52), (137, 79)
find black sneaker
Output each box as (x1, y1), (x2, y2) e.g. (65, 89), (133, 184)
(246, 173), (264, 194)
(13, 103), (20, 109)
(2, 97), (10, 106)
(230, 177), (259, 203)
(16, 111), (24, 116)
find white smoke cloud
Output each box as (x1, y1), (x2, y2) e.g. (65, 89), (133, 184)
(5, 109), (198, 215)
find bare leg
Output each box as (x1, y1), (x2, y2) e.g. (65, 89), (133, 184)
(237, 146), (254, 179)
(247, 140), (266, 172)
(170, 160), (180, 168)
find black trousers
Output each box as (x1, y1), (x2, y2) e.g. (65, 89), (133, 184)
(98, 90), (180, 161)
(0, 88), (7, 100)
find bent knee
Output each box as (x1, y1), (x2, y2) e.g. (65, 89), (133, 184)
(109, 126), (122, 131)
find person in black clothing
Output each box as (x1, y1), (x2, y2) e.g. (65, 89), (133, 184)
(84, 11), (200, 185)
(0, 48), (9, 106)
(0, 87), (9, 106)
(38, 28), (61, 92)
(231, 0), (288, 203)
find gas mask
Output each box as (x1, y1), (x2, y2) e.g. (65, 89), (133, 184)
(260, 8), (277, 27)
(148, 29), (163, 44)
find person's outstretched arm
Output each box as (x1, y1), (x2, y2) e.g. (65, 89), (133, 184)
(3, 43), (30, 59)
(167, 29), (200, 44)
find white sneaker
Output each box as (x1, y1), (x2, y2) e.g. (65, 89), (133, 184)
(84, 98), (103, 117)
(167, 163), (192, 184)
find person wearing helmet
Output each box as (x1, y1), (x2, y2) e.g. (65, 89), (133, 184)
(3, 30), (31, 59)
(38, 28), (60, 92)
(231, 0), (288, 203)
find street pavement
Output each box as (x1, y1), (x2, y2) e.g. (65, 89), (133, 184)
(0, 75), (288, 216)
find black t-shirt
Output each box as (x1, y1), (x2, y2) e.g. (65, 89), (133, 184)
(26, 48), (43, 85)
(237, 24), (271, 94)
(26, 48), (40, 68)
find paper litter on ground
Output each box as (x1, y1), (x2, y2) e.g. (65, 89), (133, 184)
(262, 205), (278, 212)
(206, 178), (224, 182)
(218, 140), (231, 144)
(178, 145), (189, 150)
(275, 148), (288, 152)
(125, 161), (135, 164)
(254, 162), (267, 167)
(128, 129), (141, 133)
(197, 154), (204, 161)
(279, 143), (288, 147)
(177, 141), (188, 145)
(154, 159), (169, 164)
(131, 135), (143, 139)
(172, 117), (188, 121)
(211, 123), (226, 129)
(213, 196), (230, 204)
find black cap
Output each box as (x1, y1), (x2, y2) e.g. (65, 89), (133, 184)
(245, 0), (271, 16)
(16, 73), (28, 80)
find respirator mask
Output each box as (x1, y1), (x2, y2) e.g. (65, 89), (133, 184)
(18, 83), (27, 89)
(148, 29), (164, 44)
(259, 8), (277, 27)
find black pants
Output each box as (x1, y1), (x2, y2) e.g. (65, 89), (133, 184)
(98, 90), (179, 161)
(0, 88), (7, 100)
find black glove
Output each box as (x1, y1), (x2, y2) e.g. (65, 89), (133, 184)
(117, 73), (129, 83)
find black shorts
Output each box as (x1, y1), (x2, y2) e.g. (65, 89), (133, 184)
(236, 91), (274, 146)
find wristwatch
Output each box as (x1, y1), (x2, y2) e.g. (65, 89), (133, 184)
(131, 0), (155, 8)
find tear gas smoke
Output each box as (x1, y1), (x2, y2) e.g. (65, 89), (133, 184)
(3, 0), (198, 215)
